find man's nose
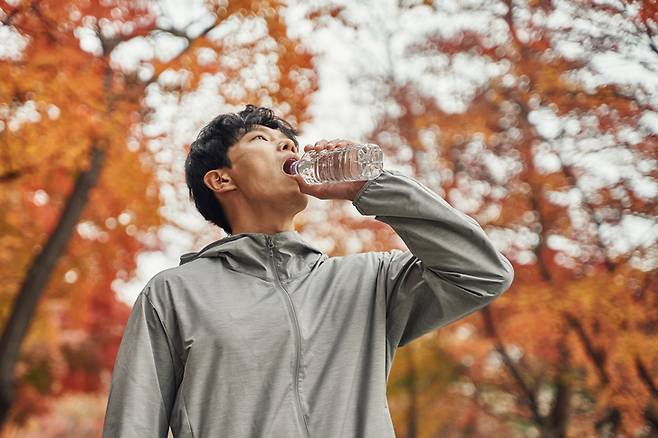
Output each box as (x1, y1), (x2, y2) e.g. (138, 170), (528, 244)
(279, 138), (297, 154)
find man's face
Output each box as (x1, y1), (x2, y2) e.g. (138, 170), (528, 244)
(218, 124), (307, 211)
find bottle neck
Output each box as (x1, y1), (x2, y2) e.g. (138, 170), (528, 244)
(282, 157), (299, 175)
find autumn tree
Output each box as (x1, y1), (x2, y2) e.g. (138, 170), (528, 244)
(301, 0), (657, 436)
(0, 0), (317, 432)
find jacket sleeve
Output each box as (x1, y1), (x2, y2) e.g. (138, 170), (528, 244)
(102, 279), (182, 438)
(352, 169), (514, 349)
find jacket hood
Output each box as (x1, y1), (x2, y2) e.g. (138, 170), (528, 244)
(178, 230), (327, 282)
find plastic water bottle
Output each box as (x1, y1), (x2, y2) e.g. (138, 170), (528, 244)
(282, 143), (384, 185)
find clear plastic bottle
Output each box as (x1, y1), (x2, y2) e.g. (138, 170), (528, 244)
(282, 143), (384, 185)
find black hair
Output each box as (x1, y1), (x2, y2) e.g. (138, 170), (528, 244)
(184, 104), (300, 235)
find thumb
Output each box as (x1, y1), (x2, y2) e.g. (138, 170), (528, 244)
(293, 173), (321, 195)
(293, 173), (309, 187)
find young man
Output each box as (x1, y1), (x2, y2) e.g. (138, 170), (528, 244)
(102, 105), (514, 437)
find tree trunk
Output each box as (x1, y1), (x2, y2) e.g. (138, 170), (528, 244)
(538, 373), (571, 438)
(0, 144), (106, 430)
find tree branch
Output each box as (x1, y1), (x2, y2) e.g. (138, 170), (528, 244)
(142, 18), (220, 87)
(635, 356), (658, 398)
(563, 312), (609, 385)
(0, 4), (21, 26)
(619, 0), (658, 58)
(481, 307), (544, 426)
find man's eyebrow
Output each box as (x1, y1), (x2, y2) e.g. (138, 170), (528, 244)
(247, 128), (287, 140)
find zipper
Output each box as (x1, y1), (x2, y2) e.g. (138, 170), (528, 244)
(266, 236), (312, 438)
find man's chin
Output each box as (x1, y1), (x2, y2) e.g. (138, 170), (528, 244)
(292, 191), (309, 209)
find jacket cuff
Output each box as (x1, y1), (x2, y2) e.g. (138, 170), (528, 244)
(351, 169), (417, 216)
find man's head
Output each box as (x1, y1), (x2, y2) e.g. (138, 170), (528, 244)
(185, 104), (307, 235)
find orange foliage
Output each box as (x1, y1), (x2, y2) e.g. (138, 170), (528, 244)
(0, 0), (317, 432)
(316, 1), (658, 436)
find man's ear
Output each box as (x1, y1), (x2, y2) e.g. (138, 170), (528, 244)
(203, 169), (237, 194)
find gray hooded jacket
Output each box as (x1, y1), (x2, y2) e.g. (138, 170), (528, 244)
(102, 169), (514, 437)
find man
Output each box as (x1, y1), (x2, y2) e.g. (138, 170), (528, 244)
(102, 104), (514, 437)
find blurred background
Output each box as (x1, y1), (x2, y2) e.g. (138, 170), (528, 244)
(1, 0), (657, 436)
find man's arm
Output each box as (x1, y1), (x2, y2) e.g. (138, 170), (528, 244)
(102, 278), (182, 438)
(352, 169), (514, 351)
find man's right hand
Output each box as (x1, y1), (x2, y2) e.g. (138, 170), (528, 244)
(287, 139), (368, 201)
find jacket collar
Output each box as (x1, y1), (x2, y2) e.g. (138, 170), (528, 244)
(179, 231), (327, 282)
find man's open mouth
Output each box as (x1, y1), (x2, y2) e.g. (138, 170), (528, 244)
(282, 157), (297, 175)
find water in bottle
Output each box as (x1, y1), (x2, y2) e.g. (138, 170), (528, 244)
(282, 143), (384, 185)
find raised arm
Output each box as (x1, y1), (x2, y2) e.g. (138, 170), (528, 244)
(352, 169), (514, 350)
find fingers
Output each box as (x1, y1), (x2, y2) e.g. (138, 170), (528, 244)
(304, 139), (354, 153)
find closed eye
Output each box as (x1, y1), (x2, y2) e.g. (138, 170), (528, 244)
(253, 134), (267, 141)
